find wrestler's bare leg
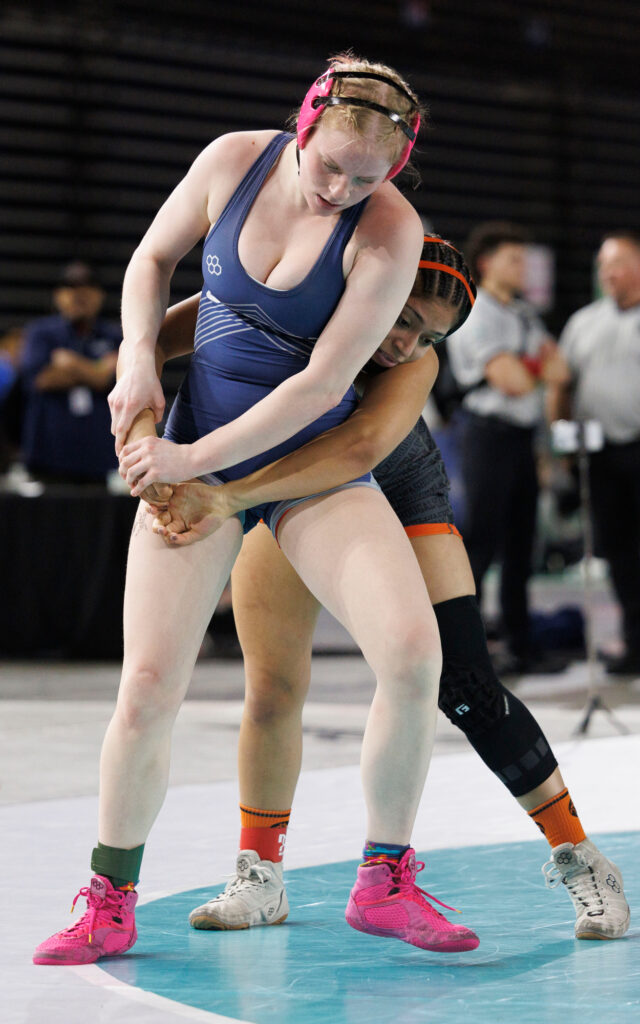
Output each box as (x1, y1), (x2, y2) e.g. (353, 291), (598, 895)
(278, 487), (441, 844)
(232, 525), (320, 809)
(234, 526), (564, 826)
(98, 504), (243, 848)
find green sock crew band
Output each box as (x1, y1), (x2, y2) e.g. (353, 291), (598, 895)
(91, 841), (145, 888)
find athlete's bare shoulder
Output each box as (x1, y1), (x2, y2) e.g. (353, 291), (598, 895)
(188, 130), (283, 225)
(345, 183), (423, 281)
(203, 129), (282, 167)
(358, 183), (423, 252)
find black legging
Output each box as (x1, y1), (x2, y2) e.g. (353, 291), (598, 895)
(434, 595), (558, 797)
(589, 437), (640, 655)
(460, 412), (538, 657)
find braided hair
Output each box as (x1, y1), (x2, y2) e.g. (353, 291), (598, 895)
(412, 235), (476, 338)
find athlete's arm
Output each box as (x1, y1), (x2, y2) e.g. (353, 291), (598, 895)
(156, 293), (200, 361)
(150, 347), (438, 545)
(109, 132), (271, 453)
(115, 294), (200, 503)
(227, 346), (438, 504)
(120, 198), (424, 493)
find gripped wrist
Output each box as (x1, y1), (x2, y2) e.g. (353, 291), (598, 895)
(188, 436), (212, 478)
(220, 483), (248, 517)
(119, 340), (158, 368)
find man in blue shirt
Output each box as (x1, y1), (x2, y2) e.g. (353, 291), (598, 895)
(20, 263), (121, 483)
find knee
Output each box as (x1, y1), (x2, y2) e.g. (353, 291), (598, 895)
(438, 663), (505, 734)
(244, 665), (307, 727)
(378, 620), (442, 700)
(116, 664), (181, 733)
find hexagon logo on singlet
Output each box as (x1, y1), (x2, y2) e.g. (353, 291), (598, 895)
(206, 254), (222, 277)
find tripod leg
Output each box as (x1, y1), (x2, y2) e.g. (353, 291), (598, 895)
(573, 695), (631, 737)
(573, 697), (599, 737)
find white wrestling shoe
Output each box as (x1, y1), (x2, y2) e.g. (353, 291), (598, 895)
(189, 850), (289, 930)
(542, 838), (630, 940)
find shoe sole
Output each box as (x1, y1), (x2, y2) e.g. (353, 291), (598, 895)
(346, 914), (479, 952)
(33, 929), (137, 965)
(189, 912), (288, 931)
(33, 954), (102, 965)
(576, 924), (631, 940)
(576, 914), (630, 941)
(33, 942), (136, 965)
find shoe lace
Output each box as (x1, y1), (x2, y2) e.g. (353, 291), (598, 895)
(210, 864), (272, 902)
(542, 858), (566, 890)
(68, 886), (128, 944)
(542, 851), (605, 911)
(389, 859), (462, 917)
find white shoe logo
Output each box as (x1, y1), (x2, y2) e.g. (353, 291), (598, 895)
(206, 254), (222, 276)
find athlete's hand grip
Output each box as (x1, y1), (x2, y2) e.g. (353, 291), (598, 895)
(126, 409), (173, 504)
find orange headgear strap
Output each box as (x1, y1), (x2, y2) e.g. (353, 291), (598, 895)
(418, 259), (476, 307)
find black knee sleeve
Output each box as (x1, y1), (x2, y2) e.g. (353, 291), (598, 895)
(434, 596), (558, 797)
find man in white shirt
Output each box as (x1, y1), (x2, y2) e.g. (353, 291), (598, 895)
(551, 231), (640, 675)
(448, 222), (570, 674)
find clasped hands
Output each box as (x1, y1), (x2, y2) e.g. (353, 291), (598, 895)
(115, 439), (232, 546)
(145, 481), (236, 547)
(111, 365), (232, 546)
(118, 434), (197, 497)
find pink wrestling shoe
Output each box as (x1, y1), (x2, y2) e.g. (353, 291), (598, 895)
(33, 875), (138, 965)
(345, 849), (479, 952)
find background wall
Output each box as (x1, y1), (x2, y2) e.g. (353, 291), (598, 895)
(1, 0), (639, 333)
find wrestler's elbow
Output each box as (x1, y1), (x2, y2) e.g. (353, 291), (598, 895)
(322, 377), (356, 413)
(341, 418), (384, 472)
(297, 370), (346, 416)
(346, 438), (379, 475)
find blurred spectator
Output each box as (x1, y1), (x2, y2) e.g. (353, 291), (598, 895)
(0, 326), (25, 473)
(447, 222), (571, 675)
(0, 330), (19, 405)
(20, 262), (120, 483)
(551, 231), (640, 675)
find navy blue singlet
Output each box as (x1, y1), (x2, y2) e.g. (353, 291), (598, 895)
(165, 132), (377, 531)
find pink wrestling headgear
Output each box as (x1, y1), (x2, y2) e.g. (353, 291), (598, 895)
(297, 69), (420, 180)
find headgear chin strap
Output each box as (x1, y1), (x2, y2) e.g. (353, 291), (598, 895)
(297, 70), (419, 180)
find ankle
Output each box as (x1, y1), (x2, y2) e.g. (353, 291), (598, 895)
(239, 804), (291, 862)
(91, 841), (144, 889)
(528, 788), (587, 848)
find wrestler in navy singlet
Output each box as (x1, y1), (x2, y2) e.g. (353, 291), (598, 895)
(165, 132), (379, 531)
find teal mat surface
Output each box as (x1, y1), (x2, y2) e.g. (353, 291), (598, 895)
(99, 832), (639, 1023)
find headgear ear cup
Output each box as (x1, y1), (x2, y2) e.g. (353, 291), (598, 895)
(297, 70), (419, 180)
(297, 71), (334, 149)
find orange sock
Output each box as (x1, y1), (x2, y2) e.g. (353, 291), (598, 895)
(239, 804), (291, 863)
(528, 788), (587, 849)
